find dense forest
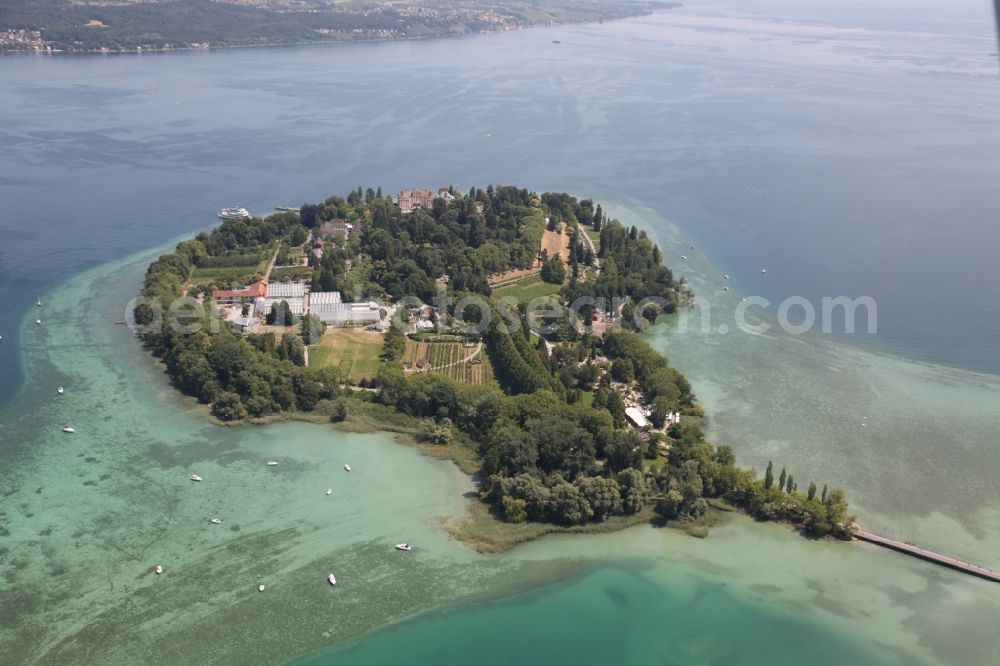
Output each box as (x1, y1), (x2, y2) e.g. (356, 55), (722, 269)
(0, 0), (663, 52)
(135, 185), (852, 539)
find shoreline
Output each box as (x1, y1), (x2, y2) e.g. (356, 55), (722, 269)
(0, 9), (666, 58)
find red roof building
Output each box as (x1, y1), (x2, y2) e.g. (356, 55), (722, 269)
(212, 279), (267, 305)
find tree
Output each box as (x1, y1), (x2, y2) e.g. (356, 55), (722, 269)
(212, 391), (247, 421)
(530, 417), (595, 479)
(300, 313), (326, 346)
(616, 468), (646, 514)
(785, 474), (795, 494)
(605, 430), (643, 473)
(655, 489), (684, 520)
(778, 468), (787, 493)
(807, 482), (817, 501)
(329, 398), (348, 423)
(502, 496), (528, 523)
(575, 476), (622, 521)
(549, 482), (592, 525)
(764, 461), (774, 490)
(610, 358), (635, 384)
(540, 256), (566, 284)
(499, 474), (551, 522)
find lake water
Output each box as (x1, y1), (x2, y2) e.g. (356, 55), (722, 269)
(1, 0), (999, 663)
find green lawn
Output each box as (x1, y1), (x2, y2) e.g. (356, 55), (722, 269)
(584, 227), (601, 251)
(311, 328), (385, 381)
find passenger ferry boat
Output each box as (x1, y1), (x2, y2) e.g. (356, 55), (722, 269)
(217, 207), (251, 220)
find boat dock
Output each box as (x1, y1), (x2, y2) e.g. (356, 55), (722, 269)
(854, 530), (1000, 583)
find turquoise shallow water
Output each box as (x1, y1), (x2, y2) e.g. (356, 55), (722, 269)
(299, 563), (885, 666)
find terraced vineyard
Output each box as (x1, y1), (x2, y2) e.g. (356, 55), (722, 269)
(402, 339), (496, 386)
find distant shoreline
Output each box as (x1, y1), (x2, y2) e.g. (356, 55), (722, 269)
(0, 3), (681, 57)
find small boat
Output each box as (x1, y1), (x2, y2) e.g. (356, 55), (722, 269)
(35, 319), (42, 326)
(258, 584), (266, 593)
(394, 543), (413, 552)
(62, 426), (75, 433)
(723, 274), (730, 280)
(552, 40), (561, 44)
(154, 565), (163, 575)
(325, 488), (332, 496)
(36, 297), (42, 307)
(266, 461), (279, 466)
(680, 255), (687, 261)
(344, 464), (351, 472)
(327, 573), (337, 586)
(191, 474), (202, 482)
(761, 269), (767, 274)
(722, 286), (729, 291)
(57, 387), (64, 395)
(210, 518), (222, 525)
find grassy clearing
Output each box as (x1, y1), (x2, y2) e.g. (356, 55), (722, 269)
(493, 273), (561, 301)
(584, 226), (601, 251)
(310, 328), (384, 380)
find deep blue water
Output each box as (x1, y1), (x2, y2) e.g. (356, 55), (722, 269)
(1, 0), (998, 401)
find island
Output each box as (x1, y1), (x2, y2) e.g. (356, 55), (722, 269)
(1, 0), (669, 53)
(135, 185), (852, 550)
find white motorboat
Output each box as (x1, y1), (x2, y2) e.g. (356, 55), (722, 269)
(680, 255), (687, 261)
(325, 488), (332, 496)
(327, 573), (337, 586)
(191, 474), (202, 482)
(258, 584), (266, 593)
(210, 518), (222, 525)
(154, 565), (163, 575)
(266, 461), (279, 466)
(344, 464), (351, 472)
(62, 426), (75, 433)
(35, 319), (42, 326)
(723, 274), (730, 280)
(57, 387), (64, 395)
(394, 543), (413, 552)
(36, 297), (42, 307)
(761, 268), (767, 273)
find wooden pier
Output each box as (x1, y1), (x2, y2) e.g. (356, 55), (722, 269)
(854, 530), (1000, 583)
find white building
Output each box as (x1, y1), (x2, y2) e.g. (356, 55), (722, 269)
(267, 282), (305, 299)
(261, 297), (305, 316)
(625, 406), (650, 429)
(309, 291), (342, 306)
(313, 301), (381, 326)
